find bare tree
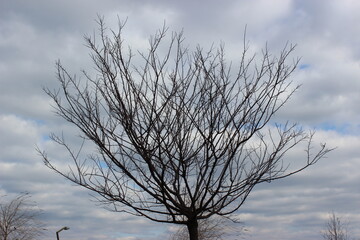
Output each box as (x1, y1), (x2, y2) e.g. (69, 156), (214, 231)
(322, 213), (349, 240)
(0, 194), (44, 240)
(39, 17), (332, 240)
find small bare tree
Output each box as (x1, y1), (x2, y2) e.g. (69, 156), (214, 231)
(0, 194), (44, 240)
(170, 216), (244, 240)
(322, 213), (349, 240)
(39, 17), (331, 240)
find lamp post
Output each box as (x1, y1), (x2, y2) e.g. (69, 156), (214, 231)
(56, 226), (69, 240)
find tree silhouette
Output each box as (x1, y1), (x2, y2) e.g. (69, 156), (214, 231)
(322, 213), (349, 240)
(0, 194), (44, 240)
(39, 18), (331, 240)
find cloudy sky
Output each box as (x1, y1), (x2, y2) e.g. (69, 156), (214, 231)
(1, 0), (360, 239)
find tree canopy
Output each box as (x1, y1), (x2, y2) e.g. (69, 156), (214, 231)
(40, 18), (331, 240)
(0, 194), (44, 240)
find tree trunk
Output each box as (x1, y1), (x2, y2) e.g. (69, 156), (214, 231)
(187, 218), (199, 240)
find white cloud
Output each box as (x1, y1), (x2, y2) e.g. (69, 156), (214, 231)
(1, 1), (360, 239)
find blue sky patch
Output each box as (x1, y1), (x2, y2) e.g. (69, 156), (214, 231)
(299, 64), (310, 70)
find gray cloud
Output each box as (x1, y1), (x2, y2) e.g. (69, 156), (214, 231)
(1, 0), (360, 239)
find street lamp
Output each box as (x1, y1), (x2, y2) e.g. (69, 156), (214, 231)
(56, 226), (70, 240)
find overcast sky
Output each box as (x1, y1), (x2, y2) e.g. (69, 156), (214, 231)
(1, 0), (360, 239)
